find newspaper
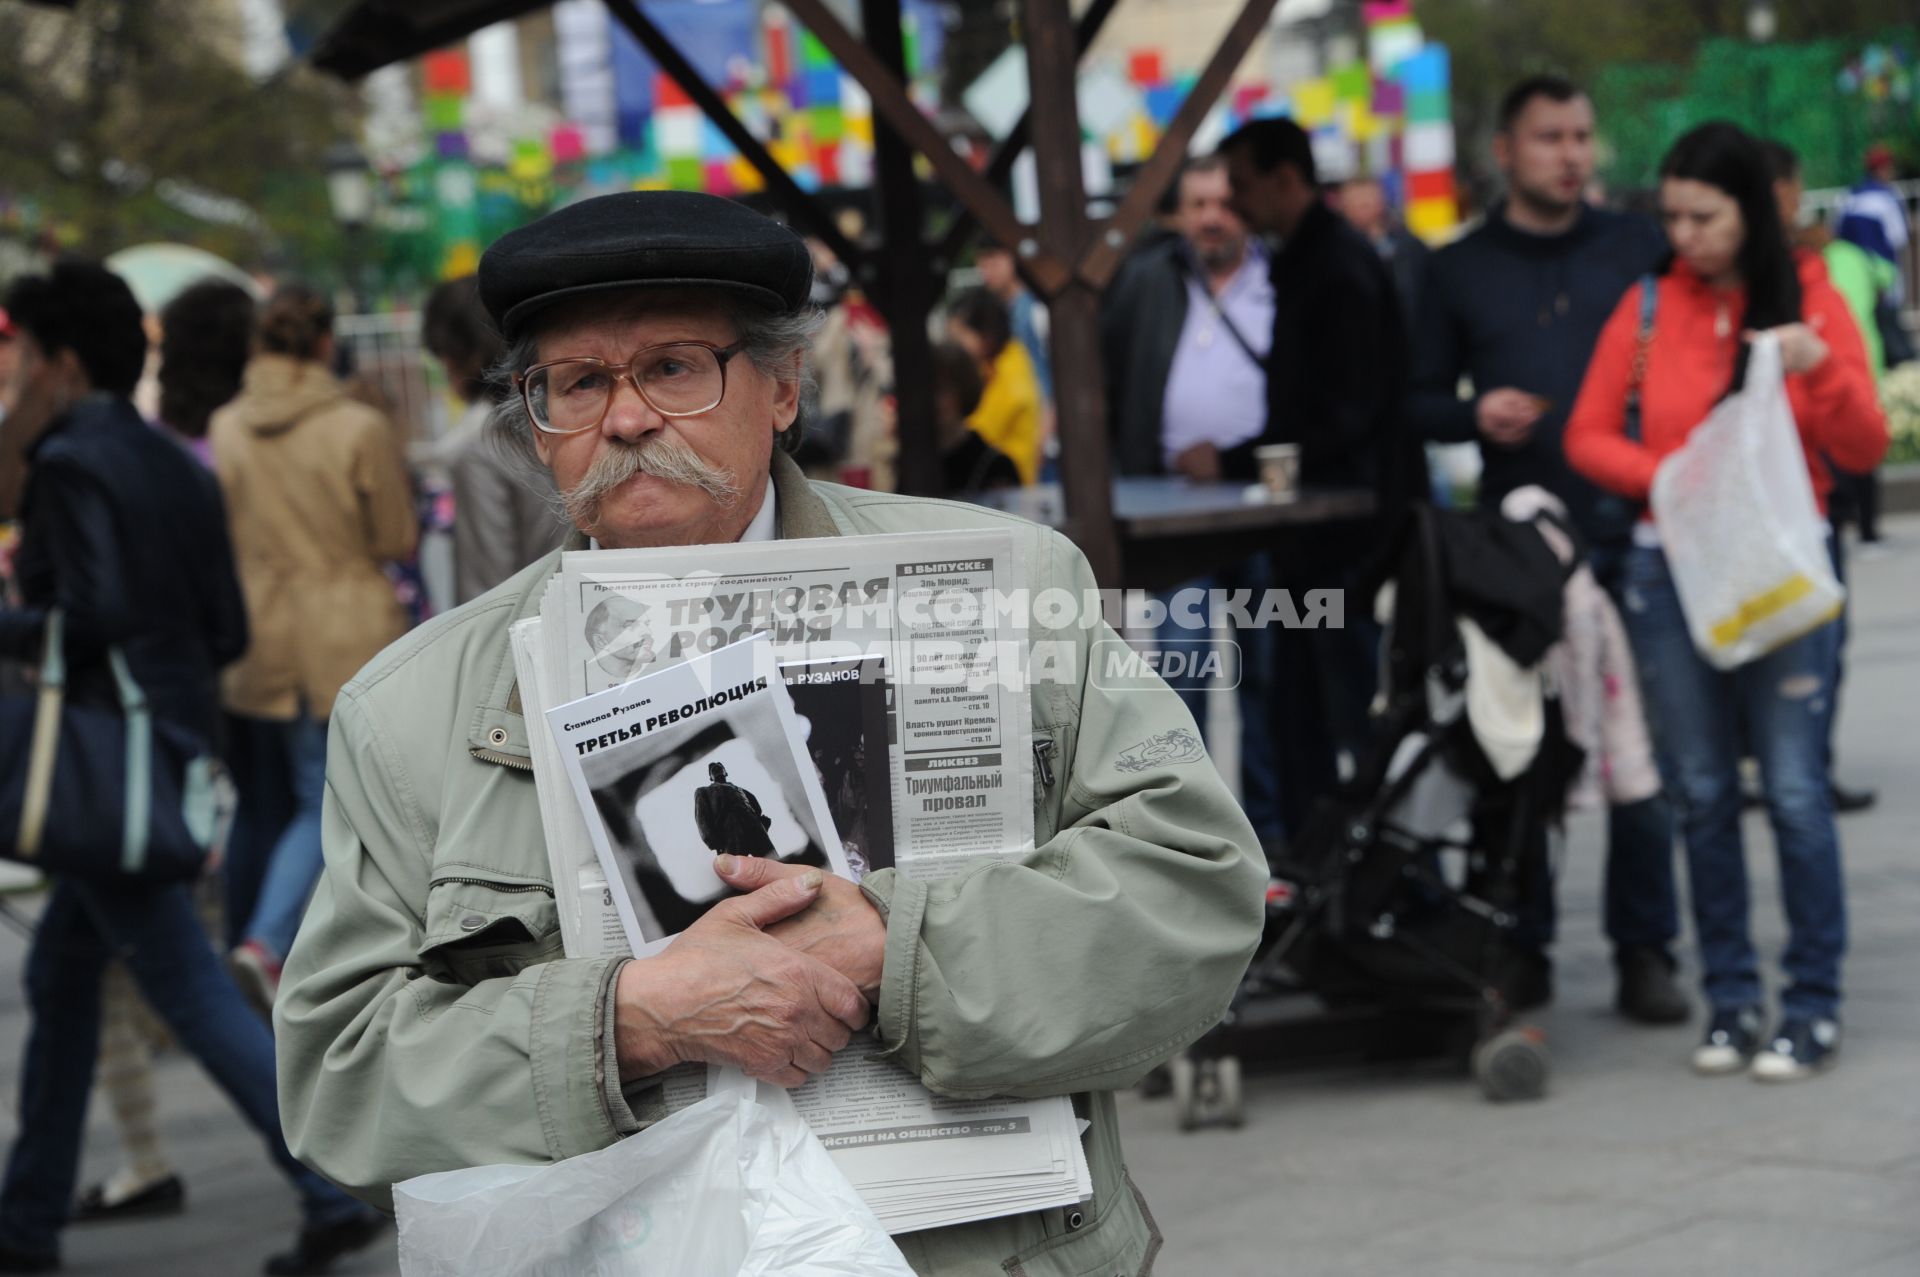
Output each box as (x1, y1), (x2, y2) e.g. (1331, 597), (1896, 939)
(785, 1034), (1092, 1233)
(518, 530), (1089, 1232)
(545, 635), (854, 951)
(559, 531), (1033, 908)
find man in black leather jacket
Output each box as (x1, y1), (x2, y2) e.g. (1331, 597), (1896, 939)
(1218, 119), (1428, 843)
(0, 260), (383, 1276)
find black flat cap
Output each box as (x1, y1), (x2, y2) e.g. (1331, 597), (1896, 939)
(478, 191), (813, 339)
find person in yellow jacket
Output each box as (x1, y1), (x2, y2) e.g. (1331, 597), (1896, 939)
(209, 285), (417, 1006)
(947, 286), (1043, 485)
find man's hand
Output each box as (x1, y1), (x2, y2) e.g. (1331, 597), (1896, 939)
(1171, 441), (1222, 483)
(1475, 388), (1546, 447)
(716, 854), (886, 1001)
(613, 871), (868, 1088)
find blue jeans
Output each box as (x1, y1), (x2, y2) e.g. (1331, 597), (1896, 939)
(222, 712), (297, 949)
(242, 713), (328, 960)
(1620, 545), (1846, 1019)
(1264, 567), (1377, 844)
(1587, 542), (1681, 956)
(1154, 561), (1284, 844)
(0, 880), (362, 1254)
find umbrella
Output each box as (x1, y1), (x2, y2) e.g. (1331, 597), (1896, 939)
(104, 243), (261, 314)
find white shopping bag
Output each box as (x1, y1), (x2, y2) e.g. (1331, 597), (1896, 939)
(394, 1071), (914, 1277)
(1649, 333), (1842, 670)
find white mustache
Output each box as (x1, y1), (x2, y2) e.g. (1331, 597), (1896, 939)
(561, 432), (740, 527)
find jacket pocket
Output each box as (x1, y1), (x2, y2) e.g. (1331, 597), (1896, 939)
(1001, 1169), (1158, 1277)
(1032, 727), (1063, 846)
(418, 866), (562, 985)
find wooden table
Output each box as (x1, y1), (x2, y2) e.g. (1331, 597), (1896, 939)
(969, 479), (1377, 592)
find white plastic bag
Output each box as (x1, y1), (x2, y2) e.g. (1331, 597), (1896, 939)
(1649, 333), (1842, 670)
(394, 1071), (913, 1277)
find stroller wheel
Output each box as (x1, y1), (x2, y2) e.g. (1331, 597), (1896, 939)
(1472, 1027), (1549, 1102)
(1215, 1055), (1245, 1128)
(1170, 1055), (1200, 1131)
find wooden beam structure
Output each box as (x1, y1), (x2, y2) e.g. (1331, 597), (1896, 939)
(1077, 0), (1282, 291)
(934, 0), (1121, 270)
(858, 0), (941, 499)
(778, 0), (1073, 297)
(1020, 0), (1117, 584)
(309, 0), (1294, 587)
(602, 0), (867, 274)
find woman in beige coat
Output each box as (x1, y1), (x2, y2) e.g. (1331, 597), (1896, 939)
(211, 285), (416, 1001)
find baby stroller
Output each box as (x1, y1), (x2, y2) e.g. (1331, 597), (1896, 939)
(1169, 503), (1584, 1129)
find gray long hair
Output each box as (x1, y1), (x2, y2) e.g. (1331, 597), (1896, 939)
(484, 291), (824, 480)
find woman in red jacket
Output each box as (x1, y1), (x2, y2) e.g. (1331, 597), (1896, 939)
(1565, 122), (1888, 1083)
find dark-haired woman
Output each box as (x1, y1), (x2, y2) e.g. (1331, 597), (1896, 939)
(210, 285), (416, 1007)
(157, 280), (255, 465)
(1566, 122), (1887, 1081)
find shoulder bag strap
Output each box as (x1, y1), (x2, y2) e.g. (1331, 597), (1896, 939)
(17, 610), (67, 857)
(1174, 254), (1271, 374)
(1625, 274), (1658, 444)
(105, 647), (152, 875)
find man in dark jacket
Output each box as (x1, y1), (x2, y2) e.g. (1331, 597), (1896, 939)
(0, 259), (384, 1275)
(1220, 117), (1425, 518)
(693, 762), (775, 857)
(1403, 76), (1686, 1024)
(1405, 77), (1668, 538)
(1219, 117), (1424, 842)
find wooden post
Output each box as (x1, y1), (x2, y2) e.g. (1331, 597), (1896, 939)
(1021, 0), (1119, 586)
(935, 0), (1121, 267)
(858, 0), (941, 498)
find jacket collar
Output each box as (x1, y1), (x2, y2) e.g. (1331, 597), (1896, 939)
(475, 448), (840, 763)
(1481, 200), (1601, 256)
(25, 392), (130, 462)
(1276, 197), (1341, 261)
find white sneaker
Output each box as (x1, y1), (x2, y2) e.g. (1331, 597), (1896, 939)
(1751, 1017), (1840, 1082)
(1691, 1005), (1764, 1075)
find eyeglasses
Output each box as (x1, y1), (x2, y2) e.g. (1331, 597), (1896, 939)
(514, 340), (745, 435)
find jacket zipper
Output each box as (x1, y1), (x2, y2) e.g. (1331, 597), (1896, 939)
(430, 876), (552, 895)
(1033, 737), (1056, 788)
(470, 745), (533, 772)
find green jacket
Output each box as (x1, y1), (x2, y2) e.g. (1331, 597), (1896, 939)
(276, 452), (1265, 1276)
(1822, 239), (1897, 379)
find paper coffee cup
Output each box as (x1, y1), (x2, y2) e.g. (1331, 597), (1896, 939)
(1255, 443), (1301, 499)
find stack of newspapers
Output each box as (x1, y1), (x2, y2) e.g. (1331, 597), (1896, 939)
(510, 529), (1091, 1234)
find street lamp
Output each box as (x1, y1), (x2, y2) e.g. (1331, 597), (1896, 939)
(325, 140), (372, 312)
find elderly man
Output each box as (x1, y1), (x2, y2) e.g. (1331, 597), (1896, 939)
(275, 192), (1264, 1275)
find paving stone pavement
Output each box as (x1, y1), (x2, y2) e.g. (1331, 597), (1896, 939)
(1, 521), (1915, 1276)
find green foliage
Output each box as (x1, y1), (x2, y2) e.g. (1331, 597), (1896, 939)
(1883, 362), (1920, 465)
(1594, 32), (1920, 189)
(0, 0), (360, 277)
(1419, 0), (1920, 200)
